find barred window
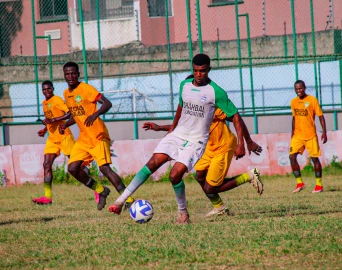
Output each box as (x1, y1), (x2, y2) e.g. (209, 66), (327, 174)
(39, 0), (68, 20)
(147, 0), (173, 17)
(80, 0), (134, 21)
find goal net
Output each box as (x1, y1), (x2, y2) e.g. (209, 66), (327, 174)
(102, 88), (155, 119)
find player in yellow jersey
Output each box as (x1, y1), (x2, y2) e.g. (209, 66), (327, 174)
(59, 62), (134, 210)
(290, 80), (327, 193)
(32, 80), (76, 205)
(141, 76), (263, 218)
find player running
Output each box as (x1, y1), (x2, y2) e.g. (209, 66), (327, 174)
(109, 54), (262, 223)
(59, 62), (134, 210)
(290, 80), (327, 193)
(32, 80), (76, 205)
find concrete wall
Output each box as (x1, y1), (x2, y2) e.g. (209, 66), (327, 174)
(1, 112), (341, 146)
(1, 30), (339, 84)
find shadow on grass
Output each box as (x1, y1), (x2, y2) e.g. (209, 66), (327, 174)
(0, 216), (57, 226)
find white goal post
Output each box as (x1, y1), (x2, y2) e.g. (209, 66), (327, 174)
(102, 88), (155, 118)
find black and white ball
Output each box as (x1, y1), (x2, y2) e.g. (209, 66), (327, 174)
(129, 199), (154, 223)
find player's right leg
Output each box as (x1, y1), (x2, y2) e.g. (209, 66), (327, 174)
(32, 153), (57, 205)
(108, 153), (170, 215)
(169, 162), (190, 224)
(289, 137), (306, 193)
(195, 153), (229, 218)
(68, 142), (109, 210)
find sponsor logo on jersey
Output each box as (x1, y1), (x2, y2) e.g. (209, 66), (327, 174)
(304, 102), (310, 107)
(69, 105), (86, 117)
(75, 95), (82, 103)
(183, 102), (205, 118)
(44, 110), (53, 118)
(189, 158), (194, 164)
(201, 95), (207, 103)
(294, 108), (308, 116)
(47, 103), (52, 108)
(191, 89), (200, 92)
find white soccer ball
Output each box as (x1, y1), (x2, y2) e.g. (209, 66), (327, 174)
(129, 199), (154, 224)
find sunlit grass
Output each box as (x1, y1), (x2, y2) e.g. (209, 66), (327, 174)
(0, 175), (341, 269)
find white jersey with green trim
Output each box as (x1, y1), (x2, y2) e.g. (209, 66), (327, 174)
(172, 79), (238, 144)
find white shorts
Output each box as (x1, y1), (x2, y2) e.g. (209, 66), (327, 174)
(154, 133), (206, 172)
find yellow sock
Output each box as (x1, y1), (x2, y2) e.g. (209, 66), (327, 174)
(316, 177), (322, 186)
(93, 182), (104, 194)
(235, 172), (250, 186)
(296, 177), (303, 184)
(207, 194), (223, 208)
(44, 182), (52, 199)
(125, 196), (134, 203)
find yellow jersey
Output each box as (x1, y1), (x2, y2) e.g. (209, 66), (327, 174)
(42, 95), (71, 143)
(291, 95), (323, 140)
(204, 109), (237, 157)
(63, 82), (110, 148)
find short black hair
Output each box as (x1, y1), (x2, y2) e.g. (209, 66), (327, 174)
(63, 62), (79, 72)
(294, 80), (306, 88)
(192, 54), (210, 66)
(185, 74), (194, 80)
(42, 80), (54, 88)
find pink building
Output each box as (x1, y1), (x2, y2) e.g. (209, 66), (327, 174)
(1, 0), (341, 57)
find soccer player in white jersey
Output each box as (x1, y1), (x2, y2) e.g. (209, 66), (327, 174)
(109, 54), (248, 224)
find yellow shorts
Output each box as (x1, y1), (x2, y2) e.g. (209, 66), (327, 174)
(194, 150), (234, 186)
(290, 135), (321, 158)
(69, 140), (112, 167)
(44, 134), (75, 156)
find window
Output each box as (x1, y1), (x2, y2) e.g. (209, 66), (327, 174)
(39, 0), (68, 21)
(79, 0), (134, 21)
(147, 0), (172, 17)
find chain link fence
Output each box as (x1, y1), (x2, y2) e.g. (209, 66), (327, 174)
(0, 0), (341, 123)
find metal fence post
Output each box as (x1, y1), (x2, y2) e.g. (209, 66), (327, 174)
(310, 0), (319, 99)
(290, 0), (298, 80)
(165, 0), (174, 116)
(195, 0), (203, 53)
(186, 0), (193, 71)
(234, 0), (244, 112)
(77, 0), (88, 83)
(30, 0), (41, 121)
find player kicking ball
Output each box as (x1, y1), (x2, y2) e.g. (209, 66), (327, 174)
(59, 62), (134, 210)
(142, 106), (263, 218)
(109, 54), (262, 223)
(32, 80), (77, 205)
(290, 80), (327, 193)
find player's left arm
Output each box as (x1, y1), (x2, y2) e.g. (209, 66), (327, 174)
(84, 94), (112, 127)
(215, 87), (245, 159)
(230, 113), (246, 160)
(319, 115), (327, 143)
(315, 99), (327, 144)
(226, 116), (262, 156)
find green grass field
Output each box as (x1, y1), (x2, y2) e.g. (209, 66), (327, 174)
(0, 175), (341, 269)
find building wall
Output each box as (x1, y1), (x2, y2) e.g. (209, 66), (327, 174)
(5, 0), (342, 57)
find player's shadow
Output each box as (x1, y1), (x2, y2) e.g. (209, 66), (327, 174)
(0, 216), (55, 226)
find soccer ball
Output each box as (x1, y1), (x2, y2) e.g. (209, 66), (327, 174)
(129, 199), (154, 224)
